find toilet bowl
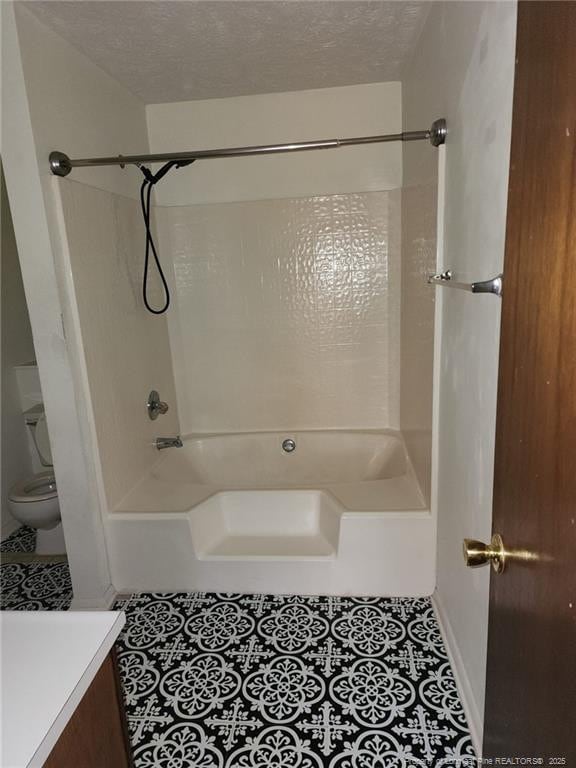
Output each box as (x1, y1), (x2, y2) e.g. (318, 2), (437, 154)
(8, 411), (66, 555)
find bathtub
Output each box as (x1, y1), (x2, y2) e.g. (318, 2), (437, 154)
(154, 430), (408, 486)
(108, 430), (435, 596)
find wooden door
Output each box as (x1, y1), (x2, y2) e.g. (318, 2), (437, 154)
(483, 1), (576, 760)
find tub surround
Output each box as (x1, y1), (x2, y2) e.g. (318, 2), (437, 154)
(56, 179), (179, 511)
(54, 175), (434, 596)
(157, 190), (401, 436)
(43, 71), (435, 598)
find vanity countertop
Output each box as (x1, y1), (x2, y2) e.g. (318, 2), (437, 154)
(1, 611), (125, 768)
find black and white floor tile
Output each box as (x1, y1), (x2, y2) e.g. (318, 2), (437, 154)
(0, 526), (72, 611)
(115, 592), (476, 768)
(0, 526), (475, 764)
(0, 525), (36, 553)
(0, 560), (73, 610)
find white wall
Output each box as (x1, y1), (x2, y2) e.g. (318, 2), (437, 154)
(1, 167), (36, 538)
(2, 2), (166, 606)
(403, 0), (517, 750)
(146, 83), (402, 205)
(13, 7), (148, 199)
(158, 191), (400, 434)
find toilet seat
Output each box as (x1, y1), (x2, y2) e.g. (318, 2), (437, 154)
(9, 472), (57, 503)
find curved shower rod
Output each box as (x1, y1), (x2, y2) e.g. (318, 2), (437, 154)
(48, 118), (447, 177)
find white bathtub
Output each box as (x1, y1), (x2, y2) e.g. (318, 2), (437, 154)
(118, 430), (425, 511)
(108, 430), (435, 596)
(154, 430), (408, 486)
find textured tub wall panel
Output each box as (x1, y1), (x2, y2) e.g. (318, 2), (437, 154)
(57, 180), (179, 510)
(387, 189), (402, 434)
(400, 183), (437, 432)
(399, 181), (438, 502)
(146, 83), (403, 206)
(157, 191), (401, 434)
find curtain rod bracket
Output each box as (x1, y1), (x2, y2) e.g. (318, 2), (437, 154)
(49, 151), (73, 177)
(429, 118), (447, 147)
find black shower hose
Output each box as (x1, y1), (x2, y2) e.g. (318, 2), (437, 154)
(139, 159), (195, 315)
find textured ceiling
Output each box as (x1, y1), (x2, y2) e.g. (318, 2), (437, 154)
(24, 1), (429, 104)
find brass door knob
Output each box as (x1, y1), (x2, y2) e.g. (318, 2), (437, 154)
(463, 534), (506, 573)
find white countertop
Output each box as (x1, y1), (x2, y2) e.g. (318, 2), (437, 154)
(1, 611), (125, 768)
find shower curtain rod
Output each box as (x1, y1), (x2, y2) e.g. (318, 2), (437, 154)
(49, 118), (446, 177)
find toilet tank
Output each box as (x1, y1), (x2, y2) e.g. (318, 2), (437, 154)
(24, 405), (53, 468)
(35, 414), (53, 466)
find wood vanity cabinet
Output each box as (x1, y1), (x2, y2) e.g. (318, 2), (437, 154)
(43, 649), (133, 768)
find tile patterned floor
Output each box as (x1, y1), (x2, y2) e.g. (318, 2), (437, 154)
(0, 526), (73, 610)
(0, 561), (73, 610)
(0, 525), (36, 553)
(114, 592), (476, 767)
(0, 527), (475, 765)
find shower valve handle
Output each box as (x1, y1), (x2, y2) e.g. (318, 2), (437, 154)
(147, 390), (169, 420)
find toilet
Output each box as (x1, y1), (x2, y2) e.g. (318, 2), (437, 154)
(8, 410), (66, 555)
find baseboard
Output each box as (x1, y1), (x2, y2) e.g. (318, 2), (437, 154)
(431, 591), (483, 757)
(69, 583), (117, 611)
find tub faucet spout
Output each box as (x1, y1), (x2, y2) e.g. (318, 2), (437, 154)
(155, 436), (183, 450)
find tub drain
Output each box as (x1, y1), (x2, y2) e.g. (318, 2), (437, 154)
(282, 438), (296, 453)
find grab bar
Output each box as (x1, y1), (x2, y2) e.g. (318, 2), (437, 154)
(427, 269), (503, 297)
